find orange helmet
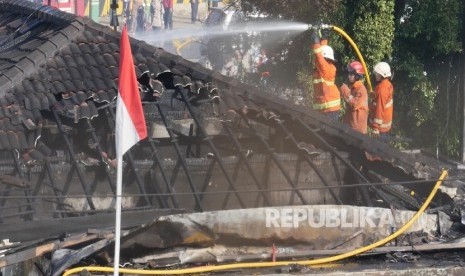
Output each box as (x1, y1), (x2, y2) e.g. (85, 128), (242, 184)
(347, 61), (364, 77)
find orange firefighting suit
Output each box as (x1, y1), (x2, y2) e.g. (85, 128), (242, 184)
(340, 81), (368, 134)
(312, 40), (341, 113)
(370, 78), (393, 134)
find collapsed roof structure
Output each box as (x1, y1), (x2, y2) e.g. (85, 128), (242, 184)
(1, 1), (465, 275)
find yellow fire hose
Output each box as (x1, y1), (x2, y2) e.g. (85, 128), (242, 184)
(63, 170), (447, 275)
(329, 25), (373, 92)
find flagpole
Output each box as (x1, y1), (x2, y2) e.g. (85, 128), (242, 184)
(114, 23), (148, 275)
(114, 156), (123, 275)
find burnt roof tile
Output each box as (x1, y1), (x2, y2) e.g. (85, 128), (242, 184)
(108, 66), (118, 78)
(76, 91), (88, 102)
(103, 78), (116, 90)
(108, 42), (119, 52)
(134, 53), (146, 64)
(6, 131), (20, 149)
(99, 43), (112, 54)
(62, 22), (84, 39)
(99, 66), (113, 78)
(89, 43), (102, 54)
(77, 66), (91, 79)
(68, 66), (82, 80)
(31, 108), (41, 120)
(15, 58), (35, 76)
(38, 93), (49, 109)
(5, 93), (16, 105)
(52, 81), (67, 94)
(93, 78), (107, 91)
(62, 55), (77, 67)
(48, 32), (70, 50)
(1, 107), (11, 118)
(31, 79), (47, 93)
(27, 49), (47, 66)
(93, 54), (106, 66)
(78, 43), (92, 54)
(74, 55), (87, 67)
(37, 41), (58, 59)
(89, 100), (98, 116)
(68, 43), (80, 55)
(82, 53), (98, 67)
(45, 91), (56, 105)
(54, 55), (67, 68)
(38, 70), (50, 82)
(48, 68), (61, 82)
(77, 104), (90, 119)
(22, 80), (34, 92)
(60, 46), (73, 56)
(14, 91), (25, 103)
(19, 39), (44, 52)
(16, 131), (28, 149)
(3, 66), (22, 83)
(72, 79), (86, 91)
(88, 66), (103, 79)
(58, 68), (71, 80)
(47, 59), (58, 69)
(63, 80), (75, 92)
(103, 53), (117, 67)
(94, 91), (110, 103)
(0, 131), (7, 150)
(138, 64), (149, 74)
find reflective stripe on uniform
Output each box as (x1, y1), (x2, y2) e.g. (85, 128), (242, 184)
(374, 118), (392, 128)
(373, 118), (383, 125)
(313, 77), (335, 86)
(313, 47), (322, 54)
(385, 99), (393, 109)
(380, 121), (392, 128)
(313, 99), (341, 110)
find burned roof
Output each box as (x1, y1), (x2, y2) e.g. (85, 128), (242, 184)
(0, 0), (462, 241)
(2, 1), (465, 275)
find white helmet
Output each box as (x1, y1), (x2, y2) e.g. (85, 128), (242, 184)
(321, 45), (335, 61)
(374, 62), (391, 78)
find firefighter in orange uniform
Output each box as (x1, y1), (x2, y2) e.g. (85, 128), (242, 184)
(369, 62), (394, 140)
(311, 28), (340, 121)
(340, 61), (368, 134)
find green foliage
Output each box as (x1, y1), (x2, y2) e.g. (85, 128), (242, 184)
(344, 0), (395, 66)
(394, 0), (464, 159)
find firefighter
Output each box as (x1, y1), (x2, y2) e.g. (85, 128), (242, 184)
(311, 28), (341, 121)
(370, 62), (393, 139)
(340, 61), (369, 134)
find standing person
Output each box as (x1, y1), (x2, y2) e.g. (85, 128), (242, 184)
(150, 0), (163, 31)
(311, 28), (341, 121)
(162, 0), (173, 30)
(190, 0), (199, 24)
(123, 0), (130, 12)
(340, 61), (369, 134)
(136, 3), (146, 33)
(370, 62), (394, 139)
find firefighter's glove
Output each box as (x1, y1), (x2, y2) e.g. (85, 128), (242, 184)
(320, 29), (330, 41)
(311, 28), (320, 44)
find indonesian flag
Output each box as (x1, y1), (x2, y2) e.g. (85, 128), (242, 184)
(115, 25), (147, 158)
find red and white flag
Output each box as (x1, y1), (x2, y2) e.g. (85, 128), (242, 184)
(115, 25), (147, 158)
